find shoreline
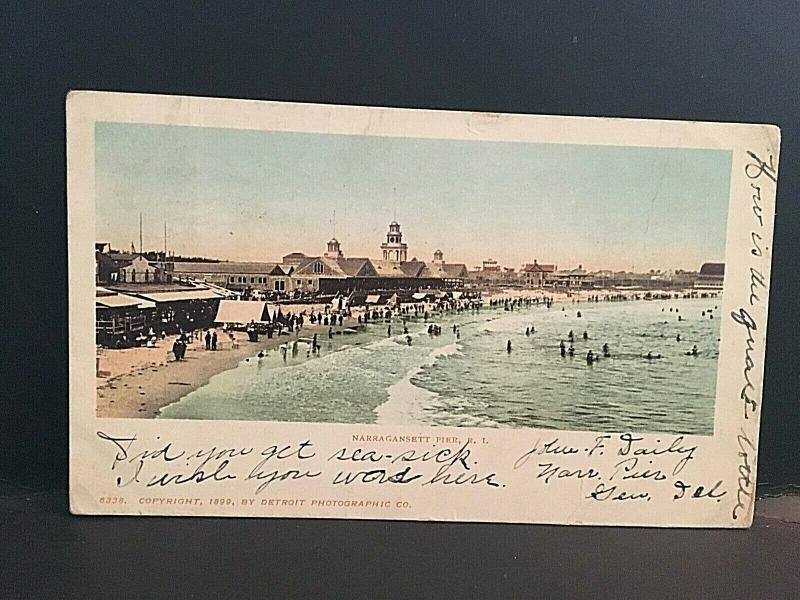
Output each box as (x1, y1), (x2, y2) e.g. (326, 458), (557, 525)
(96, 320), (358, 418)
(96, 288), (712, 418)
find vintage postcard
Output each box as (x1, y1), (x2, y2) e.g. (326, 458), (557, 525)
(68, 91), (779, 526)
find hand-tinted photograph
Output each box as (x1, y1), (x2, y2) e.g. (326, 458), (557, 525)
(94, 122), (730, 435)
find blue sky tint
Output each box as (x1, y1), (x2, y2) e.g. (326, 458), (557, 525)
(96, 122), (731, 271)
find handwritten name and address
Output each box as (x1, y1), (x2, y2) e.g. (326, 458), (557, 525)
(513, 433), (725, 504)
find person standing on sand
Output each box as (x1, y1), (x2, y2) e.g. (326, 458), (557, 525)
(205, 330), (211, 350)
(211, 331), (217, 351)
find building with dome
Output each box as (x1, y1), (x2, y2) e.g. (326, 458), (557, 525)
(324, 237), (343, 259)
(169, 220), (468, 296)
(282, 220), (469, 294)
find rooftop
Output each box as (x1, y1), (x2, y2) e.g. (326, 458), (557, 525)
(522, 262), (557, 273)
(172, 261), (287, 275)
(107, 283), (199, 293)
(699, 262), (725, 276)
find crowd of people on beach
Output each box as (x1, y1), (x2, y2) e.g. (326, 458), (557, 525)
(257, 291), (718, 371)
(104, 288), (721, 417)
(167, 327), (222, 361)
(155, 280), (722, 379)
(310, 311), (347, 326)
(149, 286), (722, 373)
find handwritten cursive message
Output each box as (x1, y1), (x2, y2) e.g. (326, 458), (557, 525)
(96, 432), (503, 501)
(727, 148), (776, 519)
(95, 429), (730, 514)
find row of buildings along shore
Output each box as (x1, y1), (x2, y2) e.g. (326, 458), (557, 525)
(98, 220), (725, 294)
(95, 221), (724, 347)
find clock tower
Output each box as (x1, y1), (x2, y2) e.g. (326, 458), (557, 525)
(380, 221), (408, 262)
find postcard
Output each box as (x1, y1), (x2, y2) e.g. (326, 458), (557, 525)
(68, 91), (779, 526)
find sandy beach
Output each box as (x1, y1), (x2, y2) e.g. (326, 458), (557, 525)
(96, 289), (697, 419)
(96, 315), (359, 418)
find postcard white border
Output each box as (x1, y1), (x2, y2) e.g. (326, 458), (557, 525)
(68, 91), (779, 527)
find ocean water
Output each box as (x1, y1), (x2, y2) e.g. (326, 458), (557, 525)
(160, 297), (721, 435)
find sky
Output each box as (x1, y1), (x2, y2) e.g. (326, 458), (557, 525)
(95, 122), (731, 272)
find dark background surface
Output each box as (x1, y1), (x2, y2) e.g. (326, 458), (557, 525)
(0, 486), (797, 599)
(3, 2), (799, 597)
